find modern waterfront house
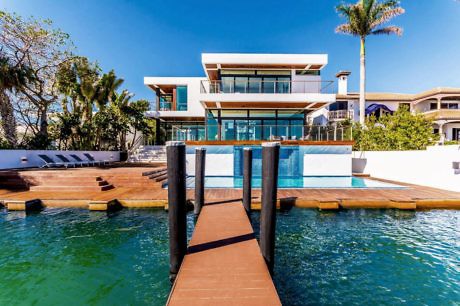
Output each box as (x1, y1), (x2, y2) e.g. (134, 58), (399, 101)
(145, 53), (460, 143)
(144, 53), (339, 144)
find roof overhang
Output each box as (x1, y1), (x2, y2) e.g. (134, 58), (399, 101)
(202, 53), (328, 80)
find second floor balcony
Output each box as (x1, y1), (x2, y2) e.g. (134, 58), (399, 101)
(200, 79), (334, 95)
(328, 110), (354, 121)
(422, 109), (460, 121)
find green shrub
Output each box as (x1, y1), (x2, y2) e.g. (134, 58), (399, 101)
(353, 106), (438, 151)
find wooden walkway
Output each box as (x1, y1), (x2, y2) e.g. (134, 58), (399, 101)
(167, 201), (281, 306)
(1, 167), (460, 210)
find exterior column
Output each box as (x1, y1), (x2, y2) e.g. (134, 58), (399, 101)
(437, 97), (441, 110)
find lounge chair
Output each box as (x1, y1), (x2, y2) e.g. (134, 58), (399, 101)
(55, 154), (81, 167)
(83, 153), (110, 166)
(70, 154), (92, 167)
(38, 154), (69, 168)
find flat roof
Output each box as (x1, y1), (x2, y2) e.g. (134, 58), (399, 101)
(202, 53), (328, 79)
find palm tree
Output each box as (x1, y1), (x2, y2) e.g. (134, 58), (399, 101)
(0, 55), (34, 147)
(336, 0), (405, 124)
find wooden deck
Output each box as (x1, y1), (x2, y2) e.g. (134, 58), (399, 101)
(1, 166), (460, 210)
(167, 201), (281, 306)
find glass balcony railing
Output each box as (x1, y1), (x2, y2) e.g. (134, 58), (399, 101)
(169, 125), (352, 142)
(200, 80), (335, 94)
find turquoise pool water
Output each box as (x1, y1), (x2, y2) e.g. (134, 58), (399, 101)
(185, 176), (405, 189)
(1, 207), (458, 305)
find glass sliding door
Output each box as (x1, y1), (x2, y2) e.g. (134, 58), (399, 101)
(277, 119), (289, 138)
(221, 120), (235, 140)
(263, 77), (276, 93)
(234, 77), (248, 93)
(263, 120), (277, 140)
(235, 120), (248, 140)
(248, 77), (261, 93)
(248, 120), (262, 140)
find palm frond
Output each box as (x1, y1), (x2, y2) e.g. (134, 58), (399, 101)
(371, 25), (403, 36)
(335, 23), (355, 35)
(371, 7), (405, 28)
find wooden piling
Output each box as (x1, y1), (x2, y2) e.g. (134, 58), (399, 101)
(194, 147), (206, 215)
(260, 142), (280, 274)
(243, 148), (252, 214)
(166, 141), (187, 282)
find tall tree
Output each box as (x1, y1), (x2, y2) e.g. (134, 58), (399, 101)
(0, 55), (33, 147)
(0, 10), (73, 148)
(335, 0), (404, 124)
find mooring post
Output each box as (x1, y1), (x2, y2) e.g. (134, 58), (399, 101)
(194, 147), (206, 215)
(260, 142), (280, 274)
(166, 141), (187, 283)
(243, 148), (253, 215)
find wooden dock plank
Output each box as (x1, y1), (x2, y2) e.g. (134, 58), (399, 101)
(167, 202), (281, 306)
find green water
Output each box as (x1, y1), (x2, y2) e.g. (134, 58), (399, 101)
(1, 207), (459, 305)
(0, 208), (195, 306)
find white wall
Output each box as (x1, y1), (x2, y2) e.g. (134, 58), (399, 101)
(352, 145), (460, 192)
(304, 154), (351, 176)
(0, 150), (120, 170)
(186, 153), (234, 176)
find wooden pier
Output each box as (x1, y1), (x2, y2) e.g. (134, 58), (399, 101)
(167, 200), (281, 305)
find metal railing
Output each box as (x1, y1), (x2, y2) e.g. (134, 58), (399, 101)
(200, 80), (335, 94)
(328, 110), (354, 121)
(170, 124), (352, 142)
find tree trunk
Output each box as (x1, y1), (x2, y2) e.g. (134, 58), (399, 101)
(38, 106), (48, 139)
(359, 37), (366, 125)
(0, 92), (18, 147)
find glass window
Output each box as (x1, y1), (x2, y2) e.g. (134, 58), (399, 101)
(263, 120), (277, 140)
(249, 110), (276, 118)
(248, 77), (261, 93)
(277, 110), (304, 119)
(221, 77), (234, 93)
(221, 120), (235, 140)
(430, 103), (437, 110)
(206, 110), (219, 140)
(234, 77), (248, 93)
(329, 101), (348, 111)
(289, 119), (304, 139)
(248, 120), (262, 140)
(221, 110), (248, 117)
(235, 120), (248, 140)
(277, 77), (290, 93)
(448, 103), (458, 109)
(277, 119), (289, 138)
(176, 86), (187, 111)
(220, 70), (255, 75)
(295, 70), (320, 76)
(263, 77), (276, 93)
(256, 70), (291, 75)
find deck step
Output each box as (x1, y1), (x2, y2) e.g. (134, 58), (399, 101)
(29, 184), (114, 192)
(154, 173), (168, 182)
(147, 170), (167, 179)
(142, 168), (167, 176)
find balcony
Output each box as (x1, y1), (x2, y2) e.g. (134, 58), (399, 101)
(169, 124), (352, 142)
(422, 109), (460, 121)
(200, 80), (334, 94)
(328, 110), (354, 121)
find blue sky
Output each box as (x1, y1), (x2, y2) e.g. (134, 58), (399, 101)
(2, 0), (460, 103)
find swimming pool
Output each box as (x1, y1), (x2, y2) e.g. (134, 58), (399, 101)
(185, 176), (405, 189)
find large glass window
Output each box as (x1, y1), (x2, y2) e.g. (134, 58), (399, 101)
(248, 120), (262, 140)
(263, 77), (276, 93)
(277, 77), (290, 93)
(221, 120), (235, 140)
(235, 120), (248, 140)
(176, 86), (188, 111)
(234, 77), (248, 93)
(263, 120), (277, 140)
(206, 110), (219, 140)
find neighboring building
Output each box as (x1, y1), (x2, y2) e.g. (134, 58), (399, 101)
(145, 53), (460, 143)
